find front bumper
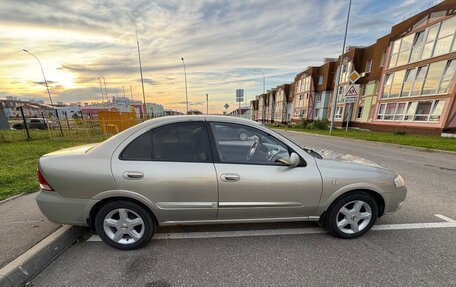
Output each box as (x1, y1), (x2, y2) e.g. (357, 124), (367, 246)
(36, 191), (98, 226)
(383, 186), (407, 214)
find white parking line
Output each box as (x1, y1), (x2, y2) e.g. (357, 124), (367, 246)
(434, 214), (456, 223)
(87, 214), (456, 242)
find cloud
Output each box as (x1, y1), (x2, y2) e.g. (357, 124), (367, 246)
(139, 78), (159, 85)
(0, 0), (439, 112)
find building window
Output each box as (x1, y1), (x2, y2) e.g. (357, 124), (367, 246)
(377, 99), (444, 122)
(414, 101), (433, 121)
(390, 70), (405, 98)
(335, 106), (343, 119)
(410, 65), (427, 96)
(382, 74), (393, 98)
(404, 102), (417, 121)
(337, 86), (345, 103)
(438, 60), (456, 93)
(318, 75), (323, 85)
(422, 60), (446, 95)
(382, 58), (453, 99)
(433, 17), (455, 57)
(410, 30), (425, 63)
(394, 102), (406, 120)
(357, 107), (363, 118)
(401, 68), (416, 97)
(380, 52), (386, 67)
(422, 24), (439, 60)
(388, 16), (456, 67)
(365, 59), (372, 73)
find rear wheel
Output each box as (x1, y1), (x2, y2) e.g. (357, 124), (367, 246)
(95, 200), (155, 250)
(325, 192), (378, 239)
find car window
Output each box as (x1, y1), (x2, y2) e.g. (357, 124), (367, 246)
(120, 122), (211, 162)
(152, 122), (211, 162)
(210, 122), (289, 165)
(120, 130), (153, 160)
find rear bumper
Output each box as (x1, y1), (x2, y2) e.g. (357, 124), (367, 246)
(36, 191), (98, 226)
(383, 186), (407, 214)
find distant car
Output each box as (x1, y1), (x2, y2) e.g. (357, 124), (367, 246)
(36, 115), (407, 250)
(12, 118), (48, 130)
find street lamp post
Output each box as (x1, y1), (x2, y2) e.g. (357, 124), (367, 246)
(22, 49), (64, 136)
(329, 0), (352, 134)
(181, 58), (189, 114)
(136, 27), (147, 120)
(254, 69), (265, 94)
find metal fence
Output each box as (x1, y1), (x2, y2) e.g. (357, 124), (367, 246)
(0, 111), (143, 143)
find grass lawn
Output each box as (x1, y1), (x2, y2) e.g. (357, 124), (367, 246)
(271, 125), (456, 152)
(0, 135), (103, 201)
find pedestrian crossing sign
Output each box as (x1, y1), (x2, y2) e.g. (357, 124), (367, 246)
(345, 85), (360, 97)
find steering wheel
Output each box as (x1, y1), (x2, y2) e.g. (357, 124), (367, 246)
(246, 136), (259, 161)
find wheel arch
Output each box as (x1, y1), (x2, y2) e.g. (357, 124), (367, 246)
(318, 189), (385, 226)
(88, 196), (159, 229)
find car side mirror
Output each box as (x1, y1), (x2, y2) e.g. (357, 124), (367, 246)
(276, 152), (300, 167)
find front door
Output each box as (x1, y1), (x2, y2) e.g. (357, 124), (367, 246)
(209, 122), (322, 220)
(112, 121), (218, 222)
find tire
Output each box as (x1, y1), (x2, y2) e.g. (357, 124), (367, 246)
(325, 191), (378, 239)
(95, 200), (155, 250)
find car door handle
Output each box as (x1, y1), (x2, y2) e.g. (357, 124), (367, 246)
(220, 173), (240, 182)
(123, 171), (144, 180)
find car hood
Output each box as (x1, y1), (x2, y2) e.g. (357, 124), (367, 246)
(316, 149), (384, 169)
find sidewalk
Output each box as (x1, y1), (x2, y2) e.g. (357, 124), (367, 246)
(0, 193), (60, 268)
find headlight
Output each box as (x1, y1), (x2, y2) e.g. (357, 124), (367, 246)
(394, 174), (405, 188)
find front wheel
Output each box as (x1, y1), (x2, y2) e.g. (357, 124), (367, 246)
(325, 192), (378, 239)
(95, 200), (155, 250)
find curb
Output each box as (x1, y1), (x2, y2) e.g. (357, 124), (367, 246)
(273, 128), (456, 156)
(0, 225), (87, 287)
(0, 194), (24, 205)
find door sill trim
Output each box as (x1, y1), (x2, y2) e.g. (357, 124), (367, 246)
(159, 216), (319, 226)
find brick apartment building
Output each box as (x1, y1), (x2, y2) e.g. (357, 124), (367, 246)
(250, 0), (455, 135)
(372, 1), (456, 134)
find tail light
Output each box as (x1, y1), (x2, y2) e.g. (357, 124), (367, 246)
(38, 169), (54, 191)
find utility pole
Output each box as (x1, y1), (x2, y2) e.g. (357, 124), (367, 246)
(206, 93), (209, 115)
(130, 85), (133, 101)
(181, 58), (189, 114)
(136, 26), (147, 119)
(102, 77), (108, 108)
(330, 0), (352, 134)
(22, 49), (64, 136)
(98, 77), (105, 105)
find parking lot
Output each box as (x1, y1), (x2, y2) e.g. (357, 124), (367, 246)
(33, 131), (456, 286)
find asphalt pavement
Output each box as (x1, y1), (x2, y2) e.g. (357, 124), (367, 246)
(0, 193), (60, 268)
(32, 131), (456, 286)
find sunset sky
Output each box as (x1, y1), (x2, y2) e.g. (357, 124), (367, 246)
(0, 0), (438, 113)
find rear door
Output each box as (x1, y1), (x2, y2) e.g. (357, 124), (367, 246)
(209, 122), (322, 220)
(112, 121), (218, 222)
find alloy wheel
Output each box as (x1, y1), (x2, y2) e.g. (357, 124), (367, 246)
(336, 200), (372, 234)
(103, 208), (145, 245)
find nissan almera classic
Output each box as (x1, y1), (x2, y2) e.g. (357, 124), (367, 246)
(36, 115), (407, 250)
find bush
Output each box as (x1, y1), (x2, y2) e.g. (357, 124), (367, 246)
(297, 118), (310, 129)
(393, 130), (406, 135)
(312, 119), (329, 130)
